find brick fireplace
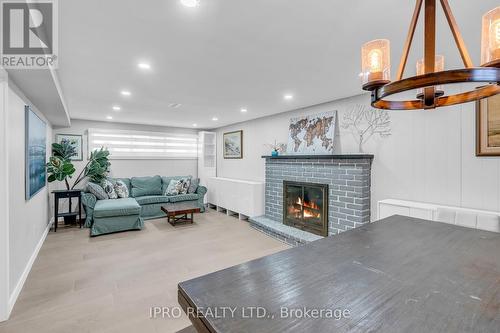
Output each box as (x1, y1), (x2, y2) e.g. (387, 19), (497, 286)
(250, 154), (373, 245)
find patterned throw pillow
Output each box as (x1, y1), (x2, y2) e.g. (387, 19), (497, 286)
(102, 179), (118, 199)
(188, 178), (199, 194)
(114, 180), (129, 198)
(179, 177), (191, 194)
(87, 182), (108, 200)
(164, 179), (183, 196)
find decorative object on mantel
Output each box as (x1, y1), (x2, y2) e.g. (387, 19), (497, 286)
(223, 130), (243, 159)
(476, 94), (500, 156)
(360, 1), (500, 110)
(55, 134), (83, 161)
(341, 104), (391, 153)
(286, 111), (337, 155)
(264, 140), (287, 157)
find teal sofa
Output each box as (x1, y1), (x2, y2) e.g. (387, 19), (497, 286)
(81, 176), (207, 236)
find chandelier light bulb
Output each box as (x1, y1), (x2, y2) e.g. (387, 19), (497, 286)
(369, 49), (382, 73)
(495, 20), (500, 42)
(493, 19), (500, 58)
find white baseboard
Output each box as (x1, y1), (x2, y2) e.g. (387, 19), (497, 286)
(7, 218), (52, 315)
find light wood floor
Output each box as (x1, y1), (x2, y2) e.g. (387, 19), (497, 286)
(0, 210), (289, 333)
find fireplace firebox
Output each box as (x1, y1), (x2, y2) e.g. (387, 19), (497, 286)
(283, 181), (328, 237)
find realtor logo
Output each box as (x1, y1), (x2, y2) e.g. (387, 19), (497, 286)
(1, 0), (58, 69)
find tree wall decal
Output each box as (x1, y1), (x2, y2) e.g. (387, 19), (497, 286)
(341, 104), (391, 152)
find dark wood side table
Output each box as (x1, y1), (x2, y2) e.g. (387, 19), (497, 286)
(52, 189), (82, 232)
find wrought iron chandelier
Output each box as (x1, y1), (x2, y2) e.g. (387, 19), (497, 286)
(360, 0), (500, 110)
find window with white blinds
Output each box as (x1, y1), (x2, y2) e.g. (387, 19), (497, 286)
(88, 128), (198, 160)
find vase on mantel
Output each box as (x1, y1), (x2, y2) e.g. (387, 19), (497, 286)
(357, 133), (365, 153)
(271, 150), (279, 157)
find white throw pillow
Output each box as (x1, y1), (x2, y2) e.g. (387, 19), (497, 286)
(179, 177), (191, 194)
(164, 179), (183, 196)
(102, 179), (118, 199)
(114, 180), (129, 198)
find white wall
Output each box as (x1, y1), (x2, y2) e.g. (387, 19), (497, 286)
(7, 82), (53, 312)
(53, 119), (198, 181)
(0, 71), (9, 321)
(216, 90), (500, 218)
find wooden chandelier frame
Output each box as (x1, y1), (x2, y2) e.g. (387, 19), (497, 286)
(362, 0), (500, 110)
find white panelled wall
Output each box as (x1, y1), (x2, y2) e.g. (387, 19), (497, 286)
(7, 82), (53, 314)
(0, 77), (54, 322)
(0, 70), (9, 321)
(216, 89), (500, 218)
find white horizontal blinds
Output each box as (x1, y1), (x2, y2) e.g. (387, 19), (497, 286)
(88, 128), (198, 159)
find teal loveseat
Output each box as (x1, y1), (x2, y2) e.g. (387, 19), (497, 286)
(81, 175), (207, 236)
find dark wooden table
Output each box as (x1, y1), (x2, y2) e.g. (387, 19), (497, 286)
(161, 202), (201, 226)
(178, 215), (500, 332)
(52, 189), (82, 232)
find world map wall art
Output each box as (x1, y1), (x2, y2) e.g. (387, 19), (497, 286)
(287, 111), (337, 155)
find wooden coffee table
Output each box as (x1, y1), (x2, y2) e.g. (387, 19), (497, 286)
(161, 202), (201, 226)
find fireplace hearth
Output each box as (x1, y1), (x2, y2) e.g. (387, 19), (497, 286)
(283, 181), (328, 237)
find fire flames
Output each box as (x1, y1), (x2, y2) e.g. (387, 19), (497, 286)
(297, 197), (320, 210)
(288, 197), (321, 219)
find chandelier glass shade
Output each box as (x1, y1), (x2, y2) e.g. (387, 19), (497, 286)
(481, 7), (500, 67)
(361, 0), (500, 110)
(361, 39), (391, 88)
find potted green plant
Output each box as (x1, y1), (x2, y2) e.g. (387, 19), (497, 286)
(46, 141), (110, 223)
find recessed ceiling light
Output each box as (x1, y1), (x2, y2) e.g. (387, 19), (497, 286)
(181, 0), (199, 7)
(212, 117), (218, 121)
(168, 103), (182, 108)
(240, 108), (248, 113)
(106, 116), (113, 120)
(284, 94), (294, 100)
(112, 106), (121, 111)
(138, 63), (151, 70)
(192, 123), (198, 127)
(121, 90), (131, 96)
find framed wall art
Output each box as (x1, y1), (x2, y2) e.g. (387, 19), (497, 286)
(287, 111), (337, 155)
(223, 130), (243, 159)
(56, 134), (83, 160)
(25, 106), (47, 200)
(477, 94), (500, 156)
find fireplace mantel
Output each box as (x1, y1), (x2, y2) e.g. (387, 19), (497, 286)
(261, 154), (374, 160)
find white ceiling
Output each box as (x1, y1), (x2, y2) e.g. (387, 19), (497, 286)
(8, 68), (70, 127)
(57, 0), (498, 129)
